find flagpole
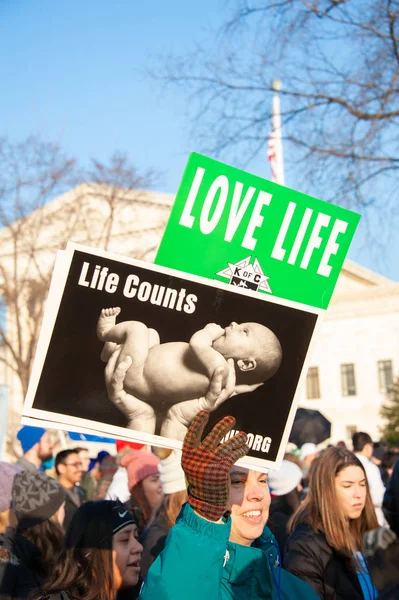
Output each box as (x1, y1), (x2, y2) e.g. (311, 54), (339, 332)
(269, 79), (285, 185)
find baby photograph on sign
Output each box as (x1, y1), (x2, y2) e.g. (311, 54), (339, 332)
(22, 243), (321, 470)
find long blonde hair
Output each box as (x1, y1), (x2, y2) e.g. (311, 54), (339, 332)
(288, 447), (379, 557)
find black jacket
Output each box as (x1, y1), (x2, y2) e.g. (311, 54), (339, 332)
(284, 524), (366, 600)
(0, 529), (43, 599)
(62, 485), (87, 532)
(268, 495), (296, 562)
(383, 459), (399, 535)
(365, 537), (399, 600)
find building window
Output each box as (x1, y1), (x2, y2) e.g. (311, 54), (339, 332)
(345, 425), (357, 440)
(306, 366), (320, 399)
(378, 360), (393, 393)
(341, 363), (357, 396)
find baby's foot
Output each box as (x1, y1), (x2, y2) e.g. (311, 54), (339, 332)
(97, 307), (121, 340)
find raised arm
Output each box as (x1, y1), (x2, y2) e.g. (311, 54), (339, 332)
(139, 412), (249, 600)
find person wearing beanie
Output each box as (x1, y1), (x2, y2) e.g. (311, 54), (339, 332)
(0, 462), (21, 533)
(16, 425), (54, 472)
(122, 450), (163, 534)
(106, 443), (144, 504)
(95, 454), (118, 500)
(36, 500), (143, 600)
(299, 442), (318, 466)
(267, 460), (304, 560)
(0, 470), (65, 598)
(140, 450), (188, 579)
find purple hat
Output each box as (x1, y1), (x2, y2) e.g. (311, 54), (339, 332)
(0, 462), (22, 512)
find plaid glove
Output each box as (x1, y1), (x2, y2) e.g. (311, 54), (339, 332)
(182, 410), (248, 521)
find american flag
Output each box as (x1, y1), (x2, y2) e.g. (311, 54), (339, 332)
(267, 129), (278, 182)
(268, 84), (285, 185)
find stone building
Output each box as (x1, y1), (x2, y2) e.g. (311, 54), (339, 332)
(301, 261), (398, 442)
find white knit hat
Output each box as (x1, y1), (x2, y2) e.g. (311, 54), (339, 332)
(268, 460), (303, 496)
(300, 442), (318, 461)
(158, 450), (186, 495)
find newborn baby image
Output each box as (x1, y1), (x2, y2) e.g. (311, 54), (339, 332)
(97, 307), (282, 410)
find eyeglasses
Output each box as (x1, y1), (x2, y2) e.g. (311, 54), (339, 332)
(64, 462), (83, 468)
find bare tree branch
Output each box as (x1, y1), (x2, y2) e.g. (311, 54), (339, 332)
(153, 0), (399, 219)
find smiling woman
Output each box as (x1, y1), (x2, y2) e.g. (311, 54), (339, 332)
(139, 411), (319, 600)
(36, 500), (143, 600)
(228, 467), (271, 546)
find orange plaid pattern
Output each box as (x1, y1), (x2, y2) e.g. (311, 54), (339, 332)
(182, 411), (249, 521)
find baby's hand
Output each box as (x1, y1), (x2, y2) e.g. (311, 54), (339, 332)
(201, 359), (236, 410)
(204, 323), (225, 341)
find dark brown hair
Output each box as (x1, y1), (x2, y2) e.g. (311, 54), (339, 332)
(55, 449), (79, 475)
(19, 514), (64, 578)
(37, 501), (123, 600)
(129, 481), (153, 531)
(288, 447), (379, 558)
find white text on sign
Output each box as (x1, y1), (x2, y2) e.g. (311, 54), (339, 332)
(179, 167), (349, 278)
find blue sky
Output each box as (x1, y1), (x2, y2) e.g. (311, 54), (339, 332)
(0, 0), (397, 280)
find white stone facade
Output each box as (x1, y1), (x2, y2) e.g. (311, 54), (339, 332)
(301, 264), (399, 444)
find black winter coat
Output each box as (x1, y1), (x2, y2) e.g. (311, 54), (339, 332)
(0, 529), (43, 599)
(284, 524), (367, 600)
(63, 485), (87, 532)
(268, 496), (295, 562)
(383, 459), (399, 536)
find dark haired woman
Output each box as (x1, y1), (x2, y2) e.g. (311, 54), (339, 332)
(37, 500), (143, 600)
(0, 470), (65, 598)
(284, 446), (380, 599)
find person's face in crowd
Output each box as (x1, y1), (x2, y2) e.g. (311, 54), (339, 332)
(112, 524), (143, 589)
(78, 450), (91, 473)
(335, 465), (367, 520)
(59, 454), (84, 485)
(141, 473), (164, 512)
(37, 431), (54, 462)
(228, 467), (270, 546)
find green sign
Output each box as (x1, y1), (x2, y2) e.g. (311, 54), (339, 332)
(156, 153), (360, 309)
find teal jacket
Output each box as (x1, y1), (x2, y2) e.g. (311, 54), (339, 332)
(139, 503), (320, 600)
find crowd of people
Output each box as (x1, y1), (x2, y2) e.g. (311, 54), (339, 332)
(0, 416), (398, 599)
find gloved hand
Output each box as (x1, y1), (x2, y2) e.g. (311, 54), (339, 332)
(182, 410), (249, 521)
(363, 526), (397, 558)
